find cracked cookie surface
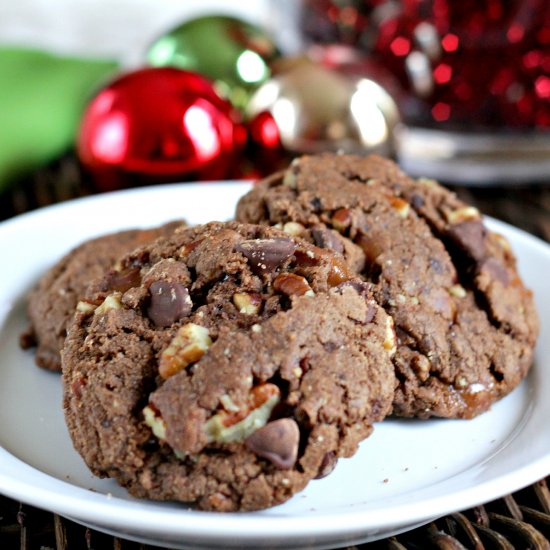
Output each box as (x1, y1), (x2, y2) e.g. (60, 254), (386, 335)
(62, 221), (395, 511)
(236, 153), (539, 419)
(20, 222), (183, 372)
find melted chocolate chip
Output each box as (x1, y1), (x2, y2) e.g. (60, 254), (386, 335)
(236, 238), (296, 275)
(147, 281), (192, 328)
(410, 193), (425, 209)
(311, 227), (344, 254)
(315, 451), (337, 479)
(448, 220), (488, 262)
(310, 197), (322, 211)
(244, 418), (300, 469)
(478, 257), (510, 286)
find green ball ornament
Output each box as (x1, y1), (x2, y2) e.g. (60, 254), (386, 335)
(0, 47), (116, 192)
(146, 15), (279, 111)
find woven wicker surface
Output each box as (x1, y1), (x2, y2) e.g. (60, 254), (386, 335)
(0, 156), (549, 549)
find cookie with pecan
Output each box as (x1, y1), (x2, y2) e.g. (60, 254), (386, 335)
(20, 221), (183, 371)
(62, 221), (395, 511)
(236, 153), (538, 419)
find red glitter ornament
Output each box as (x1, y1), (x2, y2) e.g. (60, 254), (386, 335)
(78, 67), (244, 191)
(301, 0), (550, 129)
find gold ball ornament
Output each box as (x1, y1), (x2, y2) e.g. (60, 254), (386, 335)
(246, 58), (400, 156)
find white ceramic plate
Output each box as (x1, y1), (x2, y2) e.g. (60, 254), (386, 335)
(0, 182), (549, 550)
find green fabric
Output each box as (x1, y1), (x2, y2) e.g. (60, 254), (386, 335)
(0, 47), (117, 192)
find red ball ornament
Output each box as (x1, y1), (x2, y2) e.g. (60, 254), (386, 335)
(78, 67), (244, 191)
(248, 111), (282, 152)
(244, 110), (288, 178)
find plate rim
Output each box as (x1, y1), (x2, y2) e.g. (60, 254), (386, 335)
(0, 181), (549, 545)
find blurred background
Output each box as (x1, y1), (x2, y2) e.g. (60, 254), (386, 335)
(0, 0), (548, 216)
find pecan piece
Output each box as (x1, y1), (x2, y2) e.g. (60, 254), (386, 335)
(159, 323), (212, 379)
(204, 383), (281, 443)
(233, 292), (262, 315)
(94, 293), (123, 316)
(331, 208), (352, 233)
(273, 273), (314, 297)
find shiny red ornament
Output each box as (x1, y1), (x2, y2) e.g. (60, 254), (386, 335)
(78, 67), (243, 191)
(248, 111), (282, 151)
(244, 110), (288, 178)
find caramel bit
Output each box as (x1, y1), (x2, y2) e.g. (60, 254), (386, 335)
(331, 208), (352, 233)
(273, 273), (314, 297)
(70, 375), (87, 399)
(294, 245), (352, 287)
(356, 233), (385, 264)
(389, 197), (410, 218)
(326, 255), (353, 287)
(159, 323), (212, 379)
(232, 292), (263, 315)
(179, 238), (204, 257)
(104, 266), (142, 293)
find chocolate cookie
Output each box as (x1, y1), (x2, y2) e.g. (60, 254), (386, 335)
(236, 153), (539, 419)
(21, 222), (183, 371)
(62, 221), (395, 511)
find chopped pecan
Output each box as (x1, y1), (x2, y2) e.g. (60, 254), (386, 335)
(159, 323), (212, 379)
(273, 273), (314, 297)
(204, 383), (281, 443)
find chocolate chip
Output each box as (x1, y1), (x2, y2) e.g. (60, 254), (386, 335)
(311, 227), (344, 254)
(478, 257), (510, 286)
(244, 418), (300, 469)
(410, 193), (425, 209)
(147, 281), (192, 328)
(310, 197), (322, 212)
(447, 220), (487, 262)
(335, 280), (369, 296)
(315, 451), (337, 479)
(236, 238), (296, 275)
